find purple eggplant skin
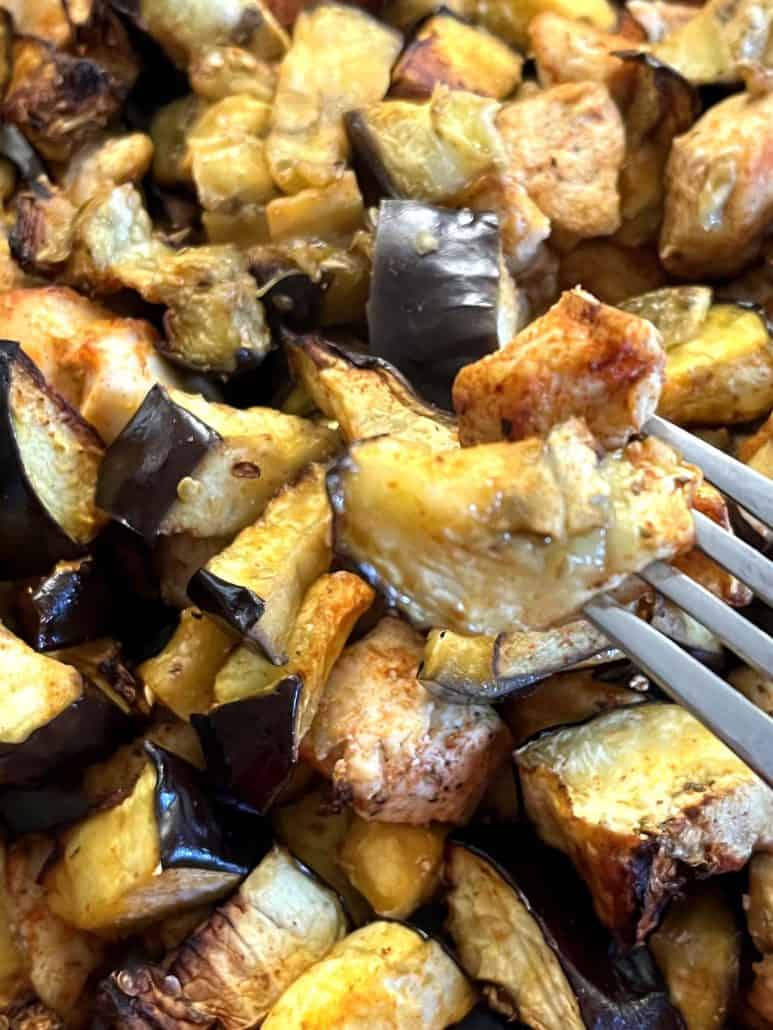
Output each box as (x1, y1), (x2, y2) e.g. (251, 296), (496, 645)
(449, 830), (684, 1030)
(449, 1005), (509, 1029)
(186, 571), (265, 640)
(366, 201), (501, 409)
(145, 742), (248, 876)
(15, 557), (114, 651)
(0, 340), (91, 578)
(346, 111), (400, 199)
(0, 683), (132, 787)
(0, 782), (91, 835)
(96, 385), (219, 540)
(192, 676), (303, 816)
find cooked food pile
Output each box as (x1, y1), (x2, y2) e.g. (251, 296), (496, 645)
(0, 0), (772, 1027)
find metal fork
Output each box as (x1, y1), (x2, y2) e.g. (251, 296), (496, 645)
(583, 415), (773, 788)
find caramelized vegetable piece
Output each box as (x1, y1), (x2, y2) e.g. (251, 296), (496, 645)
(261, 921), (475, 1029)
(466, 0), (616, 51)
(303, 617), (511, 823)
(392, 12), (522, 99)
(0, 341), (107, 578)
(445, 836), (681, 1029)
(75, 184), (272, 374)
(650, 885), (740, 1030)
(657, 303), (773, 426)
(1, 17), (138, 162)
(329, 421), (698, 634)
(98, 846), (346, 1029)
(516, 704), (773, 944)
(97, 385), (339, 540)
(368, 200), (505, 409)
(496, 82), (625, 241)
(0, 841), (29, 1011)
(501, 666), (646, 746)
(420, 620), (613, 703)
(189, 465), (332, 662)
(0, 287), (181, 444)
(338, 817), (446, 918)
(273, 786), (372, 925)
(653, 0), (773, 87)
(197, 573), (372, 812)
(4, 835), (106, 1023)
(347, 87), (502, 203)
(286, 334), (458, 448)
(189, 46), (277, 102)
(115, 0), (289, 68)
(660, 91), (773, 279)
(43, 745), (245, 934)
(453, 288), (665, 449)
(0, 621), (130, 786)
(265, 172), (364, 242)
(620, 285), (713, 348)
(729, 664), (773, 716)
(138, 609), (238, 720)
(14, 556), (112, 651)
(266, 3), (402, 194)
(150, 95), (203, 186)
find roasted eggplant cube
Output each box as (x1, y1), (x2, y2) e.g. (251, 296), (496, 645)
(392, 12), (522, 99)
(445, 836), (681, 1030)
(261, 920), (475, 1028)
(303, 616), (512, 824)
(452, 288), (665, 449)
(14, 556), (113, 652)
(265, 3), (402, 194)
(367, 200), (502, 409)
(98, 845), (346, 1029)
(748, 853), (773, 955)
(0, 340), (106, 578)
(338, 816), (446, 918)
(189, 465), (333, 662)
(346, 87), (501, 203)
(650, 884), (740, 1030)
(138, 608), (238, 720)
(43, 744), (245, 934)
(272, 786), (373, 926)
(516, 703), (773, 944)
(0, 621), (129, 786)
(97, 384), (340, 540)
(194, 675), (303, 814)
(658, 303), (773, 426)
(286, 333), (458, 448)
(328, 422), (698, 634)
(420, 619), (612, 703)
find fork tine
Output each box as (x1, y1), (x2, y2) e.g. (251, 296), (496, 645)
(640, 561), (773, 677)
(645, 415), (773, 530)
(694, 511), (773, 608)
(583, 593), (773, 788)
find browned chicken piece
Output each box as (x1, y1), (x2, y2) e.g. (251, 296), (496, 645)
(739, 412), (773, 468)
(453, 288), (665, 449)
(460, 171), (551, 274)
(329, 421), (699, 634)
(302, 617), (512, 824)
(5, 836), (105, 1024)
(559, 240), (667, 304)
(497, 82), (625, 241)
(1, 0), (73, 46)
(516, 703), (773, 944)
(0, 287), (182, 442)
(529, 13), (639, 104)
(673, 482), (753, 606)
(627, 1), (703, 43)
(660, 90), (773, 279)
